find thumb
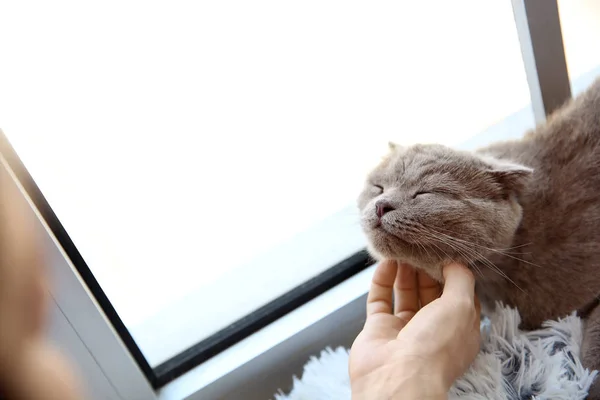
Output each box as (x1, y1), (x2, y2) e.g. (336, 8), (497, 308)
(441, 263), (475, 301)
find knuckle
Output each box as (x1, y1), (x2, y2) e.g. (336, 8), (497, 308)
(453, 298), (475, 314)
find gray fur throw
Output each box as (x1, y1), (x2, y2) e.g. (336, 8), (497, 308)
(274, 303), (598, 400)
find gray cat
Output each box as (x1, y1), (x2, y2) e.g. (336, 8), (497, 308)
(357, 77), (600, 398)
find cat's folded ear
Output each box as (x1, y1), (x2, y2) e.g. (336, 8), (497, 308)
(388, 141), (403, 151)
(484, 157), (533, 196)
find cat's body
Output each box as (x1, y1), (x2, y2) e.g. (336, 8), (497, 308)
(475, 81), (600, 329)
(358, 77), (600, 398)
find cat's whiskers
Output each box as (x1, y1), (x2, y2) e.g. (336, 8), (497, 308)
(432, 226), (533, 256)
(430, 233), (491, 278)
(400, 224), (470, 277)
(430, 227), (541, 269)
(451, 240), (525, 293)
(496, 242), (533, 252)
(415, 230), (479, 278)
(424, 236), (452, 262)
(425, 230), (513, 275)
(424, 232), (484, 279)
(419, 229), (526, 293)
(415, 240), (433, 262)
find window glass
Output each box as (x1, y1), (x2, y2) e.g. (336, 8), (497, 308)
(558, 0), (600, 94)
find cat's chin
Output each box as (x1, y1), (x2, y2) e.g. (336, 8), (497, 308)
(409, 260), (444, 282)
(366, 243), (445, 282)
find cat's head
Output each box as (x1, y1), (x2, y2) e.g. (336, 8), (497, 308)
(357, 143), (533, 281)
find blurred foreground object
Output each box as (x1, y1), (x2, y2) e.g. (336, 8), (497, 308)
(0, 163), (83, 400)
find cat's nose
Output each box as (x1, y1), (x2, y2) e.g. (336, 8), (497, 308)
(375, 200), (395, 219)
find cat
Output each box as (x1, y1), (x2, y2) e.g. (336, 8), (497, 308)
(357, 76), (600, 398)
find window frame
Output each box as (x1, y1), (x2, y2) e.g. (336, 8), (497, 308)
(0, 0), (572, 398)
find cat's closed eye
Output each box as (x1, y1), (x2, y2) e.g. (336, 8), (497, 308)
(372, 184), (384, 194)
(413, 190), (455, 199)
(413, 191), (431, 199)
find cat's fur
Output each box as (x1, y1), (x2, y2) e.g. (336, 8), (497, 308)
(357, 77), (600, 398)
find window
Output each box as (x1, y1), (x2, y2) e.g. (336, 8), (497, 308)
(558, 0), (600, 94)
(0, 0), (578, 394)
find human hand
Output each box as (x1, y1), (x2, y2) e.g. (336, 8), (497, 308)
(0, 171), (83, 399)
(349, 260), (481, 400)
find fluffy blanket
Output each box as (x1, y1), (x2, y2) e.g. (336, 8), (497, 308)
(274, 303), (598, 400)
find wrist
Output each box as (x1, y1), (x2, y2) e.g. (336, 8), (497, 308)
(352, 364), (448, 400)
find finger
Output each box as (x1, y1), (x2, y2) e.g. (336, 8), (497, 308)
(366, 260), (397, 317)
(441, 262), (475, 301)
(394, 262), (418, 315)
(417, 270), (441, 307)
